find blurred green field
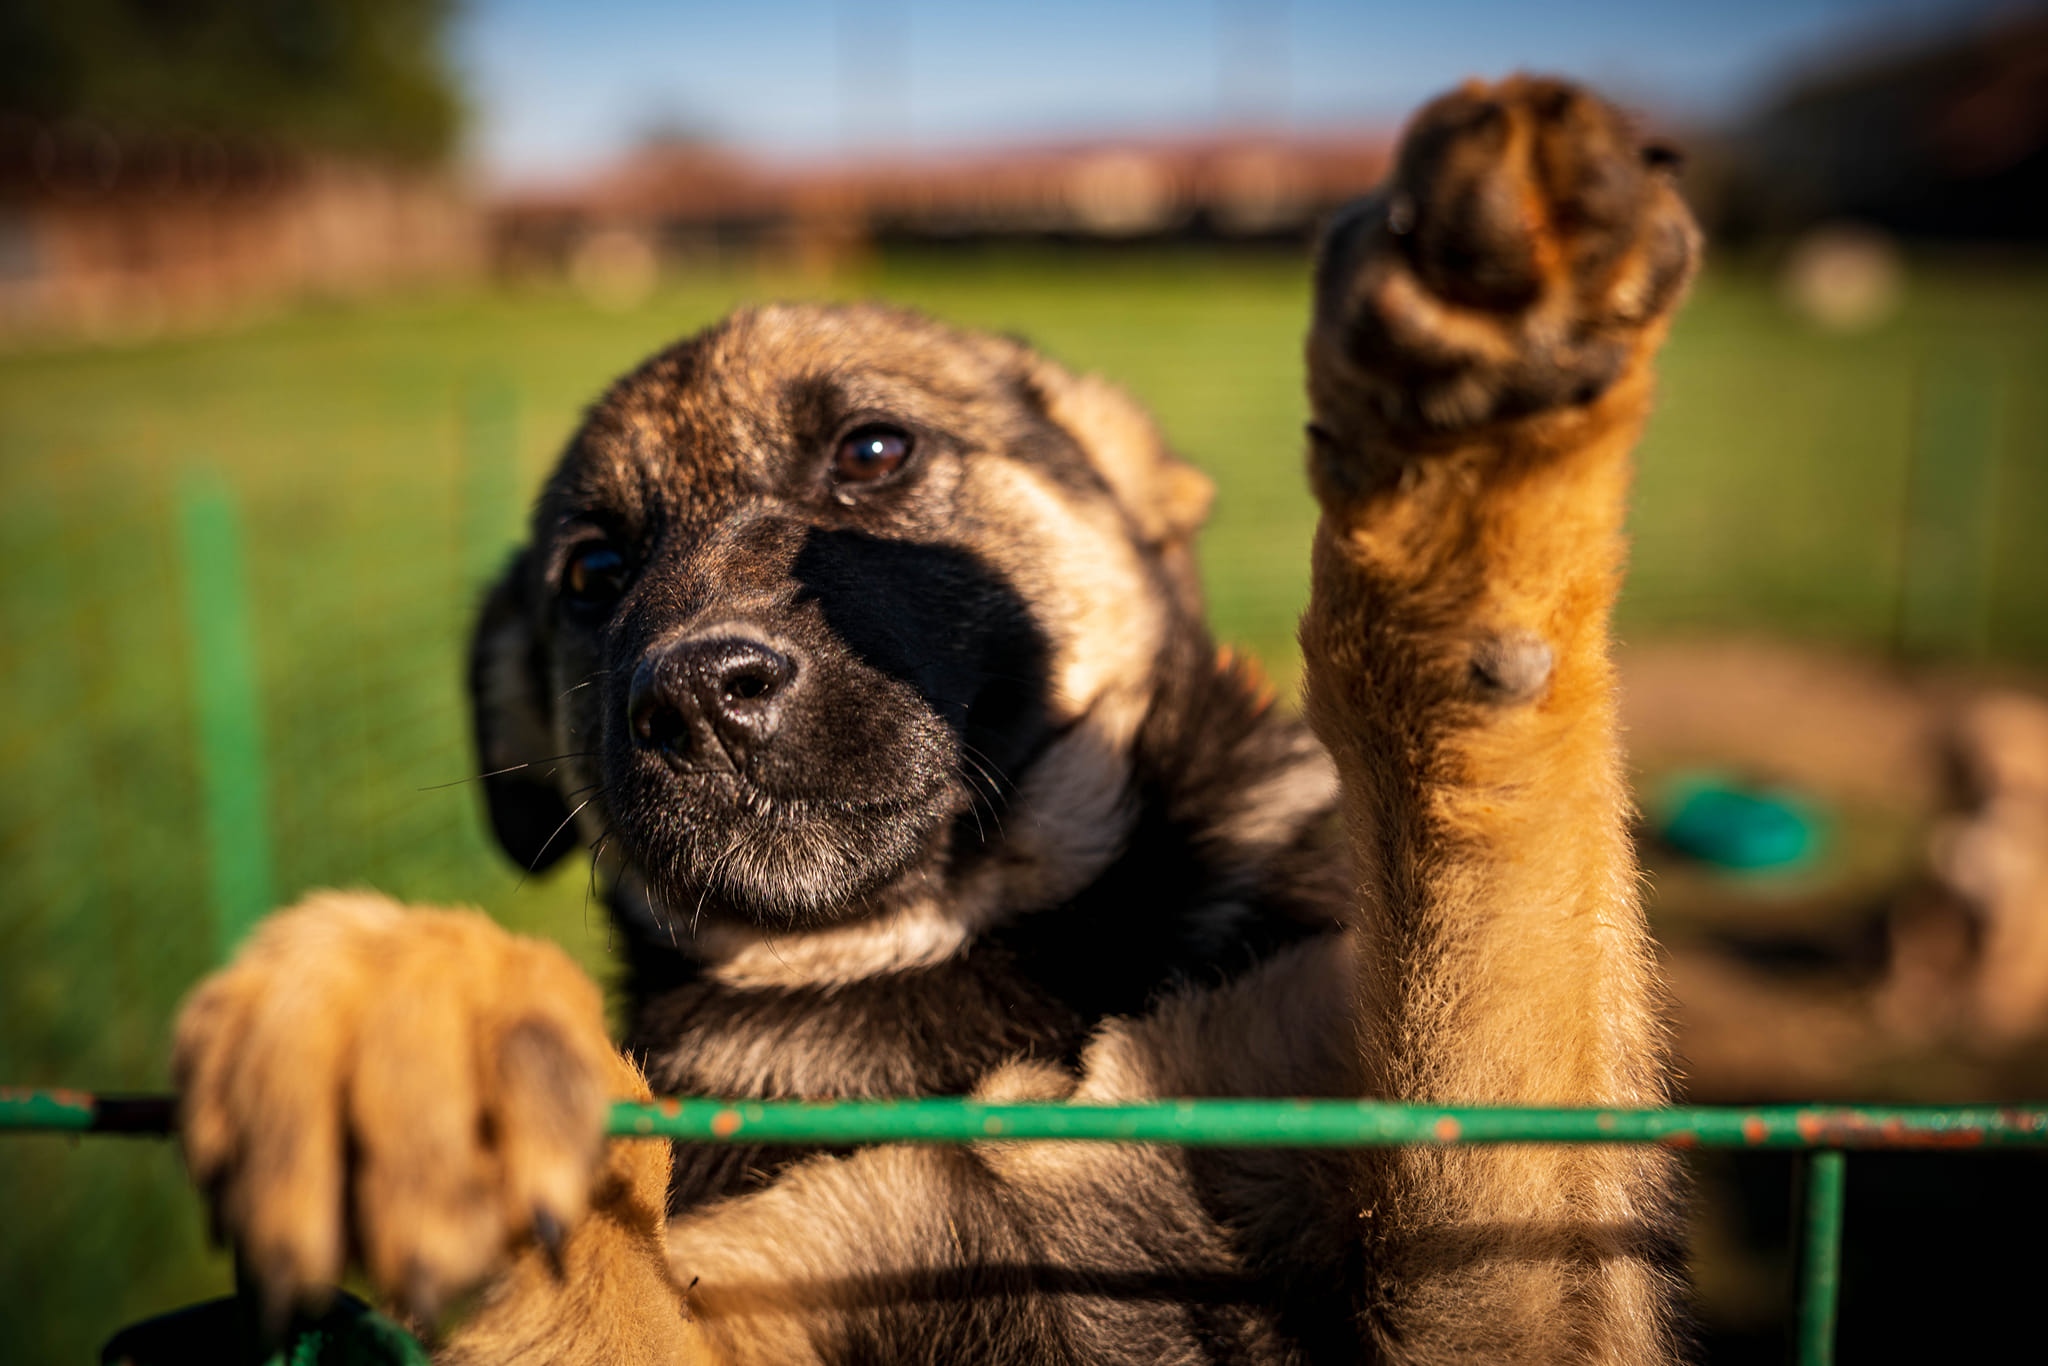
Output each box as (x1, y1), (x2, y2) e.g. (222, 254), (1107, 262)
(3, 251), (2045, 1362)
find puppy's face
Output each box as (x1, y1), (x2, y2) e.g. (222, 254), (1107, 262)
(472, 304), (1212, 931)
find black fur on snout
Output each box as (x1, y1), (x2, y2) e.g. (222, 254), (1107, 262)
(593, 523), (1054, 927)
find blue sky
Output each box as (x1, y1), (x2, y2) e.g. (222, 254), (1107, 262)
(456, 0), (2007, 183)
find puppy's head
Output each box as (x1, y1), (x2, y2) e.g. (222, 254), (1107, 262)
(470, 304), (1213, 932)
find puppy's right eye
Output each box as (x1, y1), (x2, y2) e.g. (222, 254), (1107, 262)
(833, 424), (912, 484)
(563, 544), (629, 613)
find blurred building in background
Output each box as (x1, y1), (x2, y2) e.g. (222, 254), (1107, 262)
(4, 2), (2045, 339)
(0, 121), (480, 338)
(0, 0), (481, 338)
(494, 7), (2048, 296)
(493, 130), (1391, 285)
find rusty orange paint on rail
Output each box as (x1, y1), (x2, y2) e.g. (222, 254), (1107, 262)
(1997, 1106), (2048, 1133)
(0, 1086), (93, 1107)
(1794, 1110), (1985, 1149)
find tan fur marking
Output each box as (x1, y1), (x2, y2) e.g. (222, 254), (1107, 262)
(1027, 360), (1215, 548)
(667, 1146), (967, 1366)
(1215, 743), (1340, 850)
(694, 890), (997, 989)
(970, 723), (1140, 907)
(970, 456), (1164, 740)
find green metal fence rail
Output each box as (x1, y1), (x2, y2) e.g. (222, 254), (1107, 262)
(10, 1090), (2048, 1366)
(15, 1090), (2047, 1148)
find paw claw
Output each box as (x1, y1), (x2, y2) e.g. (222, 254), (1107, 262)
(533, 1205), (567, 1274)
(1642, 141), (1684, 172)
(402, 1260), (443, 1331)
(251, 1260), (326, 1345)
(1387, 191), (1418, 236)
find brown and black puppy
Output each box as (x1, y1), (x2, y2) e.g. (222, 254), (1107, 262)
(175, 77), (1697, 1365)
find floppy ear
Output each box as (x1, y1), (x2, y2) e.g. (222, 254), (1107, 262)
(469, 552), (577, 874)
(1026, 358), (1215, 549)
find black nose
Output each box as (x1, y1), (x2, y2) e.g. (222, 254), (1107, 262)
(628, 633), (797, 768)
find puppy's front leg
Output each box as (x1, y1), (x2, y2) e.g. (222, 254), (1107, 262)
(1301, 79), (1697, 1362)
(174, 892), (697, 1363)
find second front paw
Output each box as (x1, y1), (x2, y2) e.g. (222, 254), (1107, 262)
(1311, 75), (1699, 448)
(174, 891), (621, 1327)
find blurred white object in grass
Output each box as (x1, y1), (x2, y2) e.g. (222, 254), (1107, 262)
(1067, 152), (1177, 236)
(1933, 691), (2048, 1043)
(1781, 222), (1905, 332)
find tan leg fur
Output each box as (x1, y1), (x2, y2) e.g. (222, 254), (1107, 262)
(1299, 78), (1698, 1363)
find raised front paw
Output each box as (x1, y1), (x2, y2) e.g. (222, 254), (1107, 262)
(173, 891), (618, 1328)
(1312, 75), (1698, 442)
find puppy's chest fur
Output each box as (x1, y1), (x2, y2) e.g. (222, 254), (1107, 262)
(618, 703), (1352, 1215)
(627, 891), (1342, 1213)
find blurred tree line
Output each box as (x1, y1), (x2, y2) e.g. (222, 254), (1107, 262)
(0, 0), (463, 161)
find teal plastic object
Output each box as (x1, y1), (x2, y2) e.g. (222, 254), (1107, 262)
(1657, 772), (1823, 871)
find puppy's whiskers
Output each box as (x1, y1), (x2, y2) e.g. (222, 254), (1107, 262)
(416, 752), (597, 792)
(517, 795), (597, 889)
(584, 824), (616, 929)
(556, 669), (612, 705)
(956, 743), (1012, 841)
(691, 827), (754, 937)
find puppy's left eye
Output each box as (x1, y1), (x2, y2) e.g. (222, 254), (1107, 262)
(833, 425), (912, 484)
(563, 543), (629, 613)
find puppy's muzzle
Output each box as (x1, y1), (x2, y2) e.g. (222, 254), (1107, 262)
(628, 630), (799, 773)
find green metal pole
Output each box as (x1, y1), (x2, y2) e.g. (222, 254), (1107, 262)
(8, 1091), (2048, 1147)
(1795, 1149), (1847, 1366)
(176, 474), (275, 957)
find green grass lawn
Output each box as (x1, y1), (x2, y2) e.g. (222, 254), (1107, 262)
(2, 250), (2043, 1363)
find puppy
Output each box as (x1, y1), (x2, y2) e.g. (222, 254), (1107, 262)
(175, 77), (1698, 1364)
